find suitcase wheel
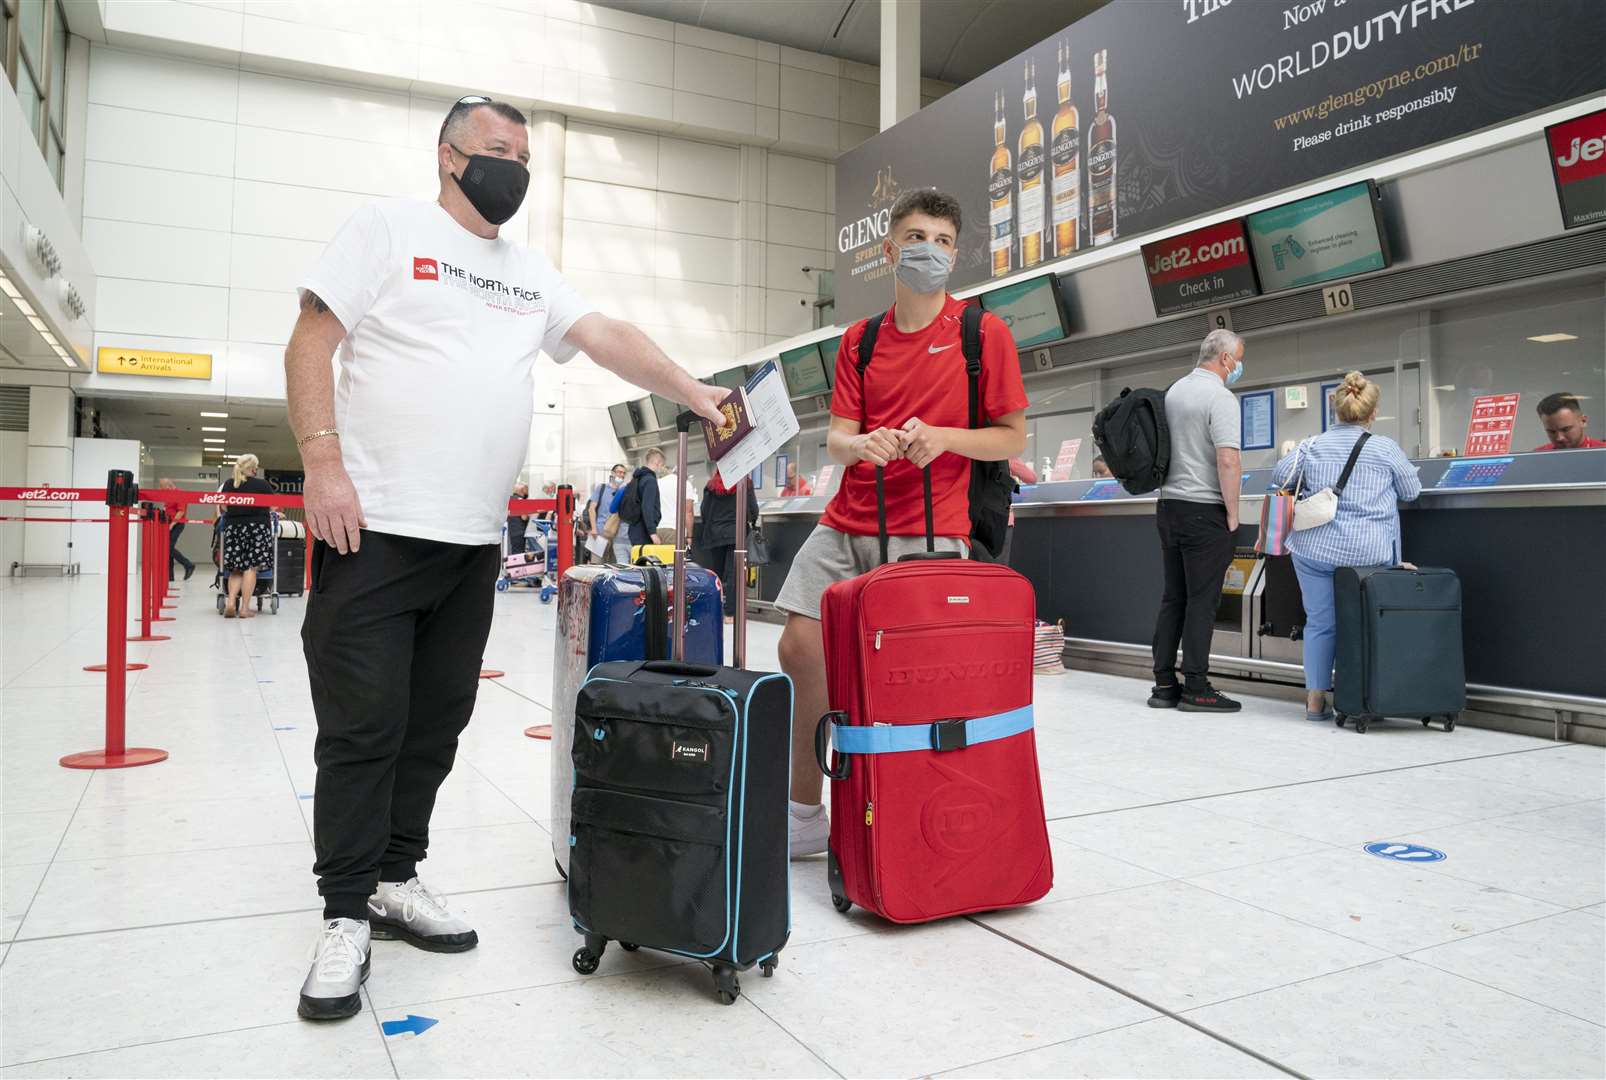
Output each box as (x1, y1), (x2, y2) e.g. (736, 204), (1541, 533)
(1334, 713), (1346, 729)
(619, 942), (639, 952)
(1421, 717), (1432, 728)
(1443, 714), (1457, 733)
(831, 894), (852, 914)
(760, 957), (778, 979)
(571, 947), (601, 975)
(496, 579), (509, 592)
(712, 965), (740, 1005)
(540, 586), (555, 603)
(1353, 716), (1371, 734)
(270, 595), (279, 614)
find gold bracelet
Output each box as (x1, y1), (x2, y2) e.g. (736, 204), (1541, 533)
(297, 428), (339, 448)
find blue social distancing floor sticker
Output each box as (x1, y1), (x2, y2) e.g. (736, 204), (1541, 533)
(382, 1014), (438, 1037)
(1365, 842), (1446, 862)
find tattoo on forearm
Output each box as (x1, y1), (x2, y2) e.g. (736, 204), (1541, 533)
(300, 290), (330, 315)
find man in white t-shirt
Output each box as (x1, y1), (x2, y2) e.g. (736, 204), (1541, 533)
(285, 95), (725, 1021)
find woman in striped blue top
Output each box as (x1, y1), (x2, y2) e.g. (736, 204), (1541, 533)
(1272, 372), (1422, 722)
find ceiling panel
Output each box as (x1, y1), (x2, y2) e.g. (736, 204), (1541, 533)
(591, 0), (1106, 84)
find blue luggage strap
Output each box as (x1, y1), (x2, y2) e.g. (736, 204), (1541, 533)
(830, 705), (1034, 756)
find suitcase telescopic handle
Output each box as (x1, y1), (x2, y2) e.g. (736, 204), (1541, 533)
(678, 406), (750, 669)
(874, 465), (936, 566)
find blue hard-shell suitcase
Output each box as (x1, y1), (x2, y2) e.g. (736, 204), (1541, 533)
(549, 562), (723, 873)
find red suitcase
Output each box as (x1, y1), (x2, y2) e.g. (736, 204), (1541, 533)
(813, 478), (1052, 923)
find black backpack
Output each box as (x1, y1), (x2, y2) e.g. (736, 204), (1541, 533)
(617, 473), (646, 525)
(857, 303), (1014, 561)
(1091, 387), (1170, 495)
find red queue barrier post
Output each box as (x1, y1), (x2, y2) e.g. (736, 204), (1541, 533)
(86, 500), (153, 672)
(62, 471), (168, 769)
(130, 504), (170, 644)
(523, 485), (574, 739)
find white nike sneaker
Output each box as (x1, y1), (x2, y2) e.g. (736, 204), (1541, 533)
(298, 918), (370, 1021)
(367, 877), (478, 953)
(789, 802), (829, 860)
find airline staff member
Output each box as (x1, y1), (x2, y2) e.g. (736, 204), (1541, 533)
(1533, 392), (1606, 451)
(285, 95), (725, 1021)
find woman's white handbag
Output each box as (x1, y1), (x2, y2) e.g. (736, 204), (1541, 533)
(1292, 432), (1371, 532)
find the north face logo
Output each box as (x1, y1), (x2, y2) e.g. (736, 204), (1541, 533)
(413, 257), (438, 280)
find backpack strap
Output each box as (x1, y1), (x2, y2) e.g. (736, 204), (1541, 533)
(858, 312), (890, 565)
(962, 302), (983, 429)
(1333, 431), (1371, 497)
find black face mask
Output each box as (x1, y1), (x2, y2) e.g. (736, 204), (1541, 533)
(449, 145), (529, 226)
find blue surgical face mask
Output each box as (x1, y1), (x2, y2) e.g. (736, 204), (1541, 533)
(889, 240), (954, 294)
(1225, 356), (1245, 387)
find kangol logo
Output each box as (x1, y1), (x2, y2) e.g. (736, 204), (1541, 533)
(413, 257), (439, 280)
(885, 659), (1025, 686)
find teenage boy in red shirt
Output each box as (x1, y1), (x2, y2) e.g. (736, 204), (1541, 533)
(773, 189), (1029, 857)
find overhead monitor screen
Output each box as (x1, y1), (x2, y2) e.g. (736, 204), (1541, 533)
(1141, 219), (1260, 316)
(779, 342), (830, 398)
(608, 402), (635, 439)
(1245, 181), (1389, 293)
(650, 394), (678, 432)
(978, 275), (1067, 347)
(711, 367), (748, 390)
(625, 399), (648, 435)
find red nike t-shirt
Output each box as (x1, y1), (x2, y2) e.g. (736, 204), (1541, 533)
(820, 296), (1028, 538)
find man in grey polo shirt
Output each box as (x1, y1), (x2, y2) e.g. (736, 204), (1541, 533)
(1149, 329), (1245, 713)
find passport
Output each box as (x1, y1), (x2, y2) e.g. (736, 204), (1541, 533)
(702, 386), (754, 462)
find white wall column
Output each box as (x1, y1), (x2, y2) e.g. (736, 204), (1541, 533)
(879, 0), (921, 131)
(22, 386), (75, 568)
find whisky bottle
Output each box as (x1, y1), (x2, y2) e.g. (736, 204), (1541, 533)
(1088, 49), (1117, 246)
(988, 91), (1014, 278)
(1017, 59), (1046, 269)
(1050, 39), (1080, 257)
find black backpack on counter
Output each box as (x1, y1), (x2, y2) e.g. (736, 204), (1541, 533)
(1092, 387), (1170, 495)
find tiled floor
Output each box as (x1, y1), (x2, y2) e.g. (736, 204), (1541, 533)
(1, 574), (1602, 1078)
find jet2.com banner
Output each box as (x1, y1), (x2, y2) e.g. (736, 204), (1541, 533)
(833, 0), (1605, 323)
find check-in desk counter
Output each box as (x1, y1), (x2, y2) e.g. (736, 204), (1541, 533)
(751, 495), (834, 611)
(1011, 449), (1606, 727)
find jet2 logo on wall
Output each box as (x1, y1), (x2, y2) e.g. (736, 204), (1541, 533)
(413, 257), (439, 280)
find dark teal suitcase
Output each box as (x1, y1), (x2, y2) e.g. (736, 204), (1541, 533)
(1333, 565), (1465, 734)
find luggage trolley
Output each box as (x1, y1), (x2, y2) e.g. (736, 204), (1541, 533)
(496, 519), (556, 602)
(213, 513), (298, 615)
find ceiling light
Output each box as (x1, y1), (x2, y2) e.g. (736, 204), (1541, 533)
(40, 332), (57, 346)
(201, 426), (227, 432)
(203, 438), (226, 444)
(1431, 384), (1456, 392)
(26, 316), (47, 333)
(60, 353), (76, 368)
(1527, 333), (1578, 343)
(15, 298), (36, 317)
(0, 275), (19, 299)
(200, 411), (229, 418)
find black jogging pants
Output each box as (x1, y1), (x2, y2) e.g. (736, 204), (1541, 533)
(302, 530), (499, 921)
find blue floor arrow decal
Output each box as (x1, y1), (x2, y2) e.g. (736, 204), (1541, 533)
(382, 1014), (438, 1037)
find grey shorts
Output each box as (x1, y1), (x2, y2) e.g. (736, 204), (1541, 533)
(773, 525), (968, 620)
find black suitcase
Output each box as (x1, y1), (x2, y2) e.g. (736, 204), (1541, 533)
(1333, 565), (1464, 734)
(567, 413), (792, 1005)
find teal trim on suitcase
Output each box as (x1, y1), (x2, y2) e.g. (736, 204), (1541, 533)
(830, 705), (1034, 756)
(732, 671), (792, 966)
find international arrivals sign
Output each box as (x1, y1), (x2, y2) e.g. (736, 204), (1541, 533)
(97, 347), (213, 380)
(833, 0), (1605, 322)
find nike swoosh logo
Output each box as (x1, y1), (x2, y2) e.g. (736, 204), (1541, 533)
(367, 901), (387, 918)
(928, 343), (955, 353)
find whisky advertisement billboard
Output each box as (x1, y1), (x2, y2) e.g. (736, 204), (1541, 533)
(833, 0), (1605, 323)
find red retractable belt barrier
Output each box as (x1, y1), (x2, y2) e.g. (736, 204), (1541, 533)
(3, 480), (579, 767)
(59, 472), (168, 770)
